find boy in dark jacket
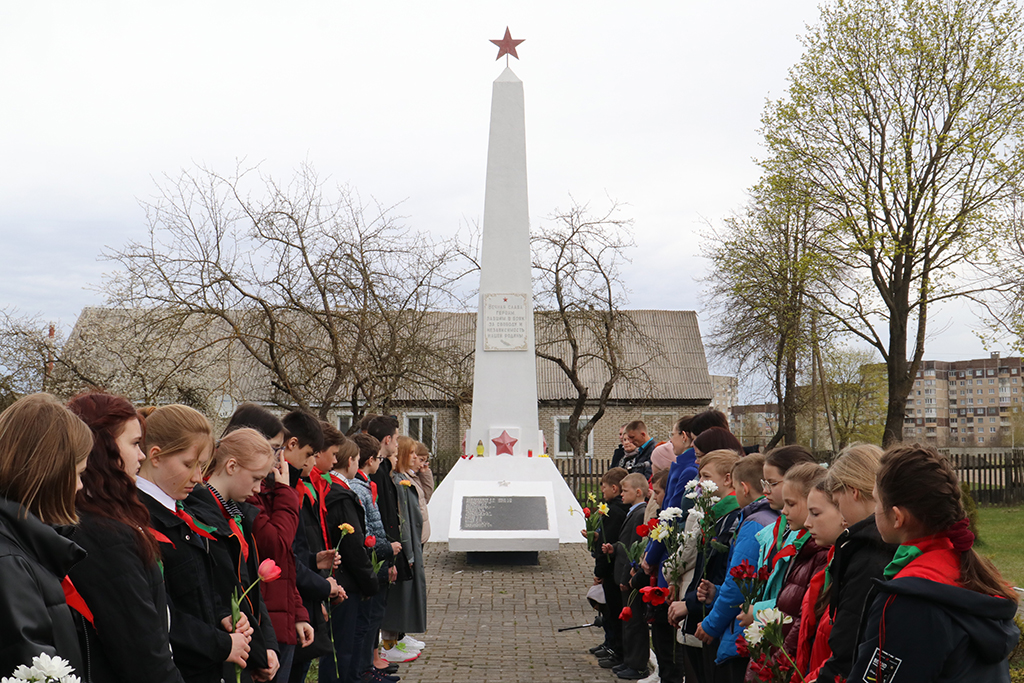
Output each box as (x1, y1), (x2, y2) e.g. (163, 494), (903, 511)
(602, 472), (650, 680)
(589, 467), (629, 662)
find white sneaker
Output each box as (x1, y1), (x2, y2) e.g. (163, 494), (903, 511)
(398, 635), (425, 650)
(381, 644), (419, 663)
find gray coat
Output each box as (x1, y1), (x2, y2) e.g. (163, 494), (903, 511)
(381, 471), (427, 634)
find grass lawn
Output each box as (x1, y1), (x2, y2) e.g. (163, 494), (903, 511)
(977, 505), (1024, 589)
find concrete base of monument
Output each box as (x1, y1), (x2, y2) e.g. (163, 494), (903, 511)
(427, 456), (586, 552)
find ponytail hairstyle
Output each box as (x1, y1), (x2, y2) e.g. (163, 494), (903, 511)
(0, 393), (93, 525)
(876, 444), (1017, 602)
(209, 428), (274, 476)
(68, 391), (159, 564)
(138, 404), (214, 462)
(826, 442), (882, 500)
(783, 462), (828, 498)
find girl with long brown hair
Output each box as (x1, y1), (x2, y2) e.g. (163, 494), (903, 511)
(849, 444), (1019, 682)
(0, 393), (93, 677)
(66, 391), (185, 683)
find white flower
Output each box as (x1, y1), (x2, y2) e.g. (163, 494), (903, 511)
(743, 622), (763, 645)
(658, 507), (683, 522)
(710, 496), (721, 505)
(62, 676), (81, 683)
(688, 508), (705, 521)
(10, 666), (33, 681)
(651, 524), (671, 542)
(684, 479), (699, 492)
(699, 479), (719, 493)
(32, 654), (74, 680)
(756, 607), (793, 626)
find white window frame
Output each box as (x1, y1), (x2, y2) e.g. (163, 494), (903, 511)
(404, 412), (437, 452)
(553, 416), (594, 458)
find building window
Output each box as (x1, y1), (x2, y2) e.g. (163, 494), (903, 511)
(338, 414), (354, 435)
(979, 436), (985, 442)
(405, 413), (436, 451)
(555, 417), (592, 457)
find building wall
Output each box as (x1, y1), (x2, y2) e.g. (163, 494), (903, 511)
(710, 375), (739, 417)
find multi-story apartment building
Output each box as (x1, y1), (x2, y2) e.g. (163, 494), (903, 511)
(904, 353), (1023, 446)
(710, 375), (739, 418)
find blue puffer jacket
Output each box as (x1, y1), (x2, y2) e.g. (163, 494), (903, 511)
(699, 497), (780, 663)
(349, 473), (393, 561)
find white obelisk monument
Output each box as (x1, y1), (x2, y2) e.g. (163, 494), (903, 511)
(428, 30), (585, 552)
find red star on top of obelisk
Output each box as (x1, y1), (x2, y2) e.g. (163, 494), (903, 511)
(492, 430), (518, 456)
(490, 27), (524, 64)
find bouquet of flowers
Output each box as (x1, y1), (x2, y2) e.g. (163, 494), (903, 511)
(729, 558), (770, 612)
(3, 654), (79, 683)
(686, 480), (730, 579)
(582, 493), (607, 553)
(736, 608), (804, 683)
(650, 506), (698, 588)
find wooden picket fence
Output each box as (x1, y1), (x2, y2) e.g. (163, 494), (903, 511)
(941, 448), (1024, 505)
(431, 452), (612, 501)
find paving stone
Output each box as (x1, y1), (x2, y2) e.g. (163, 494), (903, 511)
(396, 543), (617, 683)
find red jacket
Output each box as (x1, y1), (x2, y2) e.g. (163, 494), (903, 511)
(247, 479), (308, 645)
(794, 563), (833, 681)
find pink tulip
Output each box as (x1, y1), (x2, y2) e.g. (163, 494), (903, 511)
(258, 558), (281, 583)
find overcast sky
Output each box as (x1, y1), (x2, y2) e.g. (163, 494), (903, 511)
(0, 1), (1015, 389)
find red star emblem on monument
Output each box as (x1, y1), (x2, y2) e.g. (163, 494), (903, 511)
(492, 430), (518, 456)
(490, 27), (524, 62)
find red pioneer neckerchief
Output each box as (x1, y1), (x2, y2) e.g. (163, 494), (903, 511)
(209, 489), (249, 561)
(174, 502), (218, 541)
(62, 576), (94, 626)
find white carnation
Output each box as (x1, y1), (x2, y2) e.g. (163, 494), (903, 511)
(699, 479), (719, 493)
(684, 479), (699, 492)
(688, 508), (705, 521)
(743, 622), (763, 645)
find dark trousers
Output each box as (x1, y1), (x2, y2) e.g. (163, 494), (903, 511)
(273, 644), (295, 683)
(620, 587), (648, 672)
(319, 595), (361, 683)
(355, 570), (389, 675)
(683, 643), (705, 683)
(601, 577), (624, 653)
(650, 604), (684, 683)
(714, 655), (749, 683)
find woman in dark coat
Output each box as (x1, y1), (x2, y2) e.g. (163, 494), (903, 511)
(0, 394), (93, 677)
(66, 392), (185, 683)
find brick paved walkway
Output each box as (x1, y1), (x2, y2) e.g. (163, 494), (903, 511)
(398, 543), (616, 683)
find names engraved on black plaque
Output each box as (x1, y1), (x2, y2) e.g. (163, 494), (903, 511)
(460, 496), (549, 531)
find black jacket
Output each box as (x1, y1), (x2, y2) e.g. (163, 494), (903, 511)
(0, 496), (86, 677)
(324, 480), (378, 597)
(370, 458), (411, 581)
(614, 502), (647, 587)
(815, 515), (896, 683)
(186, 486), (278, 682)
(593, 497), (628, 581)
(65, 511), (184, 683)
(850, 576), (1019, 683)
(621, 440), (655, 479)
(139, 490), (232, 683)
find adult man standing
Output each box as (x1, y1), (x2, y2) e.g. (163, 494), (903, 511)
(621, 420), (655, 479)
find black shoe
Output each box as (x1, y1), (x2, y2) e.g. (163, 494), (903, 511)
(611, 663), (629, 674)
(377, 664), (399, 675)
(616, 668), (649, 680)
(598, 655), (622, 669)
(589, 644), (610, 656)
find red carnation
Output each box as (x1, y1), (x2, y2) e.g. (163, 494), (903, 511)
(757, 566), (770, 582)
(619, 606), (632, 621)
(757, 666), (772, 682)
(735, 635), (749, 657)
(730, 559), (757, 581)
(636, 524), (649, 538)
(364, 535), (376, 548)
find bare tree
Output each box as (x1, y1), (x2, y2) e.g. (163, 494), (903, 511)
(532, 199), (656, 459)
(104, 162), (465, 419)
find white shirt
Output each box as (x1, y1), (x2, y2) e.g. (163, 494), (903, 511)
(136, 476), (176, 513)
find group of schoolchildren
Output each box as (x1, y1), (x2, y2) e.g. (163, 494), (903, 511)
(589, 409), (1020, 683)
(0, 391), (435, 683)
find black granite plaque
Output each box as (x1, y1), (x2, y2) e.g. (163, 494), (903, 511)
(459, 496), (549, 531)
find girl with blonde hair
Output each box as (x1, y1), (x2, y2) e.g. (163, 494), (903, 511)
(136, 404), (252, 683)
(187, 428), (280, 683)
(0, 393), (93, 676)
